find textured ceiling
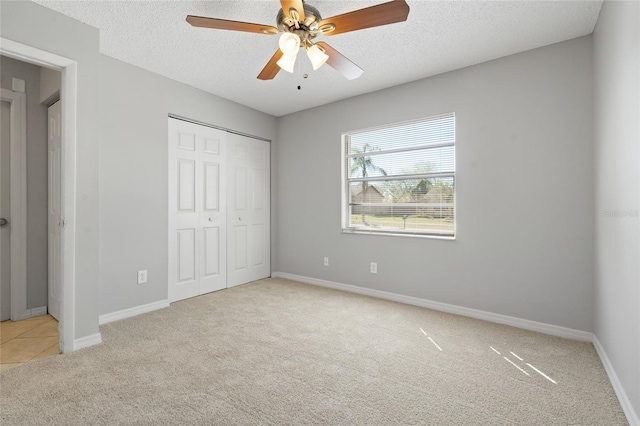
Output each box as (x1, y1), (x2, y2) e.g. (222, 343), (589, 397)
(34, 0), (602, 117)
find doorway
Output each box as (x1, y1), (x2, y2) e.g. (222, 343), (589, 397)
(0, 68), (61, 369)
(1, 37), (78, 353)
(0, 57), (60, 324)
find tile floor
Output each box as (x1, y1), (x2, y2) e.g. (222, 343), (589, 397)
(0, 314), (60, 371)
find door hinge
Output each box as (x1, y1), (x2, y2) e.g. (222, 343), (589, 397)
(61, 220), (67, 229)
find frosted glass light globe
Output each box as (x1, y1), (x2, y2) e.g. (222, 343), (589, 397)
(307, 44), (329, 70)
(278, 33), (301, 56)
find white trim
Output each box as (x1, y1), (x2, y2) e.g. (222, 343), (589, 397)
(99, 300), (170, 325)
(593, 336), (640, 425)
(60, 62), (77, 354)
(72, 333), (102, 351)
(1, 37), (78, 354)
(271, 272), (593, 341)
(9, 305), (49, 320)
(1, 88), (27, 322)
(0, 39), (75, 70)
(29, 305), (47, 317)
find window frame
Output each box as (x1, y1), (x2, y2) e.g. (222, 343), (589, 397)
(340, 113), (456, 240)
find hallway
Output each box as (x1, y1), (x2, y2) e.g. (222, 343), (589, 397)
(0, 314), (59, 371)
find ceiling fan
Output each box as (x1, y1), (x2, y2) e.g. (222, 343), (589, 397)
(186, 0), (410, 81)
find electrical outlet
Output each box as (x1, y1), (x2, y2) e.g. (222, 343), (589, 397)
(137, 270), (148, 284)
(324, 257), (329, 267)
(370, 262), (377, 274)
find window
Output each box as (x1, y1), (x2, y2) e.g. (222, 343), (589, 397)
(342, 113), (455, 238)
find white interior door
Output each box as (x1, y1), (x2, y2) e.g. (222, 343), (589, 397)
(227, 133), (270, 287)
(0, 100), (11, 321)
(47, 101), (61, 320)
(168, 118), (227, 302)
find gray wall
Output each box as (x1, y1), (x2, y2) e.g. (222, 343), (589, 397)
(1, 1), (101, 340)
(39, 66), (61, 106)
(98, 55), (277, 315)
(0, 55), (48, 310)
(276, 36), (595, 332)
(593, 0), (640, 417)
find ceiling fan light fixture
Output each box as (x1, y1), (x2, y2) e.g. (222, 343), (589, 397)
(306, 44), (328, 70)
(278, 32), (301, 56)
(187, 0), (411, 81)
(276, 53), (297, 73)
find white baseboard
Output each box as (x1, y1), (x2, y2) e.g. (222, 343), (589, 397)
(14, 305), (48, 321)
(73, 333), (102, 351)
(29, 305), (47, 317)
(593, 336), (640, 425)
(99, 299), (170, 325)
(272, 272), (592, 341)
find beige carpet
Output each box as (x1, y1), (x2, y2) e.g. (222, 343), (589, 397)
(0, 278), (627, 425)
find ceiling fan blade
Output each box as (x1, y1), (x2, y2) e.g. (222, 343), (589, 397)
(280, 0), (306, 21)
(316, 42), (363, 80)
(318, 0), (410, 36)
(186, 15), (278, 35)
(257, 49), (284, 80)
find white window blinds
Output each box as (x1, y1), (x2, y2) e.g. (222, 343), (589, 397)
(343, 113), (455, 237)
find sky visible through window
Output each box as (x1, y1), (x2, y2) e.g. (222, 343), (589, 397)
(348, 115), (455, 178)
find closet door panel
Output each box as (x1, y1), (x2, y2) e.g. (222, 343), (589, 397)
(169, 118), (227, 302)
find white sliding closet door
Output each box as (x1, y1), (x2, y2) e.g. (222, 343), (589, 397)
(168, 118), (227, 302)
(227, 133), (270, 287)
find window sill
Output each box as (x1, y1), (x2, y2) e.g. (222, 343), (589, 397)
(341, 228), (456, 241)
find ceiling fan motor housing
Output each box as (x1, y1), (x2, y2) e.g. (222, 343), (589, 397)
(277, 2), (323, 46)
